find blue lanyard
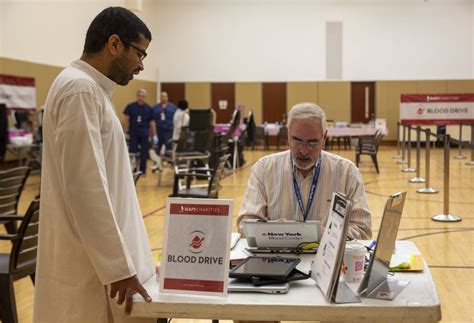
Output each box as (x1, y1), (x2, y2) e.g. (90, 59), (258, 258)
(291, 157), (321, 222)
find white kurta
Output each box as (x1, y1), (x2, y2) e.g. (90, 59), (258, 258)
(34, 60), (155, 323)
(237, 150), (372, 240)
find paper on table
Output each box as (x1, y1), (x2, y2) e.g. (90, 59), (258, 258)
(390, 254), (423, 272)
(230, 232), (240, 250)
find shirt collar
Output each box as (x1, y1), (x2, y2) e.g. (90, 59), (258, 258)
(71, 59), (116, 97)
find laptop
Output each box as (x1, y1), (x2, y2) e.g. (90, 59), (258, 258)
(357, 191), (408, 300)
(228, 278), (290, 294)
(242, 220), (321, 253)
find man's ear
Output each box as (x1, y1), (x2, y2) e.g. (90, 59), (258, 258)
(322, 129), (328, 148)
(106, 34), (121, 56)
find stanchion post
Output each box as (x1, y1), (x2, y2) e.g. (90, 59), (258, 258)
(454, 123), (466, 160)
(393, 121), (402, 159)
(402, 125), (415, 172)
(417, 128), (438, 194)
(409, 126), (425, 183)
(397, 123), (408, 165)
(432, 134), (462, 222)
(466, 124), (474, 166)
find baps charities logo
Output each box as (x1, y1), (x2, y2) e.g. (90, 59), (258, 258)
(188, 230), (206, 254)
(416, 105), (425, 115)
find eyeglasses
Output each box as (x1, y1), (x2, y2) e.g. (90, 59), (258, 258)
(121, 39), (147, 61)
(290, 139), (321, 149)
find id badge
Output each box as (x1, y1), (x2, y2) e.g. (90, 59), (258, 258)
(161, 112), (165, 121)
(137, 115), (142, 125)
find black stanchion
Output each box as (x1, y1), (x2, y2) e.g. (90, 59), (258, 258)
(402, 125), (415, 172)
(409, 126), (425, 183)
(454, 123), (466, 160)
(466, 124), (474, 166)
(432, 134), (462, 222)
(393, 121), (402, 159)
(417, 128), (438, 194)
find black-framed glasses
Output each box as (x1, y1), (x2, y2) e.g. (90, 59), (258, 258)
(121, 39), (147, 61)
(290, 138), (321, 149)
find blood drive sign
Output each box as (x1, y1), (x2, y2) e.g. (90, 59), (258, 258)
(400, 93), (474, 125)
(0, 74), (36, 109)
(159, 198), (233, 296)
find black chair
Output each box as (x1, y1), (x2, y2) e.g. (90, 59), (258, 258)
(0, 199), (40, 323)
(252, 127), (268, 150)
(0, 167), (31, 234)
(170, 154), (230, 199)
(276, 126), (288, 150)
(133, 171), (143, 186)
(355, 130), (384, 173)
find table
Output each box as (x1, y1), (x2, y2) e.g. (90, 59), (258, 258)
(327, 127), (388, 138)
(131, 240), (440, 322)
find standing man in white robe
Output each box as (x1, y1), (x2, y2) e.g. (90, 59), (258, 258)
(34, 7), (156, 323)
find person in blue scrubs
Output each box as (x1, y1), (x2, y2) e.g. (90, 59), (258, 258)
(153, 91), (176, 154)
(124, 89), (154, 174)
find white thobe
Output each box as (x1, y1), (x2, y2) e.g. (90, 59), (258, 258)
(34, 60), (155, 323)
(238, 150), (372, 240)
(172, 108), (189, 141)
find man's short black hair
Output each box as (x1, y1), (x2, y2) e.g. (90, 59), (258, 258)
(177, 100), (189, 110)
(83, 7), (152, 54)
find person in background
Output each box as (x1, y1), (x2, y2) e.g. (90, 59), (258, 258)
(172, 99), (190, 142)
(34, 7), (156, 322)
(153, 91), (176, 154)
(238, 103), (372, 240)
(124, 88), (154, 175)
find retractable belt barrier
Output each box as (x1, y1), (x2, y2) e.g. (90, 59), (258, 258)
(396, 122), (474, 222)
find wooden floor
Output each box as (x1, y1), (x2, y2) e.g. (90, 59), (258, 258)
(1, 145), (473, 322)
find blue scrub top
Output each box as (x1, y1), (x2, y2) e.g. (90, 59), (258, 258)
(153, 103), (177, 130)
(124, 102), (154, 135)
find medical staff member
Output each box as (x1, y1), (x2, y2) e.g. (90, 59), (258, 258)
(34, 7), (155, 323)
(124, 89), (154, 174)
(153, 91), (176, 154)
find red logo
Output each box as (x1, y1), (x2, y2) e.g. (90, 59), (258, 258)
(416, 106), (425, 115)
(188, 231), (206, 253)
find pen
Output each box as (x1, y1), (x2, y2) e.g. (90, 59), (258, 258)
(367, 240), (376, 250)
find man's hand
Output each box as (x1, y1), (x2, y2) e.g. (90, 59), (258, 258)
(109, 275), (152, 316)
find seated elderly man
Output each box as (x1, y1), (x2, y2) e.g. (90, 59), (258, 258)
(238, 103), (371, 240)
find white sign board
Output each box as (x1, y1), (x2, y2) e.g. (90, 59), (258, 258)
(400, 93), (474, 125)
(159, 198), (233, 296)
(311, 193), (352, 301)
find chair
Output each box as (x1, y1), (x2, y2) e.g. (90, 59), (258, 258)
(153, 109), (215, 185)
(170, 154), (230, 198)
(276, 126), (288, 150)
(252, 127), (268, 150)
(355, 130), (385, 173)
(133, 171), (143, 186)
(0, 167), (31, 234)
(0, 199), (40, 323)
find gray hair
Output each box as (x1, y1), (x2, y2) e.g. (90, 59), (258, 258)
(137, 88), (147, 96)
(288, 102), (327, 135)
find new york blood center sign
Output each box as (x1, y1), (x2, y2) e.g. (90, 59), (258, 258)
(159, 198), (233, 296)
(400, 94), (474, 125)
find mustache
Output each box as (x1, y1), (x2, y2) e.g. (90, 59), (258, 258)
(296, 154), (311, 159)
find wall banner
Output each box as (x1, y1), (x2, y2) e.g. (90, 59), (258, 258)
(400, 93), (474, 125)
(0, 74), (36, 109)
